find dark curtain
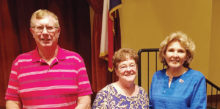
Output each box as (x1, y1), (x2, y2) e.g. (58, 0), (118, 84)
(88, 0), (121, 100)
(0, 0), (91, 107)
(87, 0), (109, 94)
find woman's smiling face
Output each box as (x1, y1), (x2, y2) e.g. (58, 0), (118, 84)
(165, 41), (187, 69)
(116, 58), (137, 83)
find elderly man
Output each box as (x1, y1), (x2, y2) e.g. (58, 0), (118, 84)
(5, 9), (92, 109)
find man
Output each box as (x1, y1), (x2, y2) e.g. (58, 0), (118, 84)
(5, 9), (92, 109)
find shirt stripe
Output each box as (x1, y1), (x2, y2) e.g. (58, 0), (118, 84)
(49, 69), (78, 73)
(11, 70), (17, 75)
(79, 81), (90, 85)
(18, 69), (78, 79)
(19, 85), (78, 93)
(22, 94), (76, 100)
(15, 59), (32, 66)
(65, 56), (82, 62)
(18, 70), (48, 79)
(20, 77), (75, 85)
(78, 67), (86, 72)
(8, 85), (18, 90)
(23, 101), (76, 109)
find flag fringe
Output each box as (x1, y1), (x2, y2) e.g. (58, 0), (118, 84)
(109, 4), (122, 21)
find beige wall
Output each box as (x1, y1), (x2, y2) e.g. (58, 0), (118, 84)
(210, 0), (220, 86)
(119, 0), (218, 90)
(90, 0), (220, 90)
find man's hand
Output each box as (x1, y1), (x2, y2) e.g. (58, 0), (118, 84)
(75, 95), (91, 109)
(6, 100), (20, 109)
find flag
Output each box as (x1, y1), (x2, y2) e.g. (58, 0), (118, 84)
(100, 0), (122, 72)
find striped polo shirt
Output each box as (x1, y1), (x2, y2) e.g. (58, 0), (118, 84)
(5, 47), (92, 109)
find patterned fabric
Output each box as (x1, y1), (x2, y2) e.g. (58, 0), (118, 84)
(150, 69), (207, 109)
(92, 84), (149, 109)
(5, 47), (92, 109)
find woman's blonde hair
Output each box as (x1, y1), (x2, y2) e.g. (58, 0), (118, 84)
(159, 31), (196, 68)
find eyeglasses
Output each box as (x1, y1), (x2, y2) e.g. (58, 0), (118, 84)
(31, 25), (59, 33)
(118, 64), (136, 71)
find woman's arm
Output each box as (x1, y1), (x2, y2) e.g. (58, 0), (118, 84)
(6, 100), (20, 109)
(190, 76), (207, 109)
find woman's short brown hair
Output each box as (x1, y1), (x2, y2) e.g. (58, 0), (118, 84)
(159, 31), (196, 68)
(112, 48), (138, 70)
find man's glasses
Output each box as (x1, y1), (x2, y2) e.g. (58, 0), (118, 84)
(31, 26), (59, 33)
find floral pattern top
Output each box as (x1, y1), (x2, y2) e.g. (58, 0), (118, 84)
(92, 84), (149, 109)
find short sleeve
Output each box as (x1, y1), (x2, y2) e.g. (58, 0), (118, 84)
(76, 55), (92, 96)
(5, 60), (20, 101)
(190, 75), (207, 109)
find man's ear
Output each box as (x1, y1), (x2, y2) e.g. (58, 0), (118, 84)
(30, 28), (34, 35)
(57, 27), (61, 32)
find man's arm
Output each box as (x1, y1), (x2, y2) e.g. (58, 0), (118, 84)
(75, 95), (91, 109)
(6, 100), (20, 109)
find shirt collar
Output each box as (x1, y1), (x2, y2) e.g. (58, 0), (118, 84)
(56, 46), (66, 60)
(31, 46), (65, 63)
(32, 47), (41, 62)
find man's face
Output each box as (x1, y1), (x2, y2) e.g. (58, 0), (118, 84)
(30, 16), (60, 48)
